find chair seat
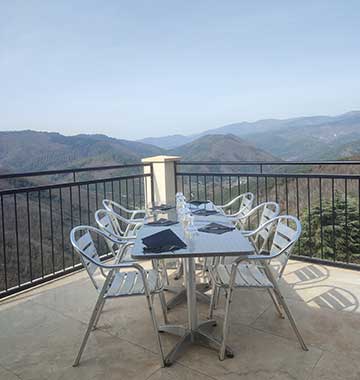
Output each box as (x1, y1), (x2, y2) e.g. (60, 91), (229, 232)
(106, 269), (160, 297)
(214, 263), (273, 288)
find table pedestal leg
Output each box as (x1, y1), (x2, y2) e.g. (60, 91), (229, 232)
(160, 257), (233, 366)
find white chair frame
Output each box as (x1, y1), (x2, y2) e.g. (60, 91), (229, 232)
(103, 199), (146, 221)
(241, 201), (281, 252)
(70, 225), (167, 367)
(208, 215), (308, 360)
(215, 192), (255, 219)
(96, 207), (143, 240)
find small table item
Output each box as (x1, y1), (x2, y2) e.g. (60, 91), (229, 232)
(145, 218), (179, 227)
(142, 229), (186, 254)
(189, 200), (210, 206)
(192, 209), (219, 216)
(150, 204), (174, 211)
(198, 222), (235, 235)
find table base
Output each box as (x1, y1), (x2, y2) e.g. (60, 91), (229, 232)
(159, 319), (234, 366)
(165, 283), (211, 310)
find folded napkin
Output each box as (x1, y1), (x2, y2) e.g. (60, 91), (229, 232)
(192, 209), (219, 216)
(142, 229), (187, 253)
(150, 204), (174, 211)
(198, 222), (235, 235)
(145, 218), (179, 226)
(189, 200), (210, 206)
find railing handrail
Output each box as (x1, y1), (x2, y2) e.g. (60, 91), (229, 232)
(0, 173), (151, 195)
(176, 160), (360, 166)
(0, 163), (151, 180)
(176, 171), (360, 180)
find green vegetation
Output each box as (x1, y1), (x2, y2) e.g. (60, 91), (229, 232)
(301, 194), (360, 264)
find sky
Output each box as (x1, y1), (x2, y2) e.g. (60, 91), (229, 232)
(0, 1), (360, 140)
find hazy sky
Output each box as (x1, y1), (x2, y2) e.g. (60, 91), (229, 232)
(1, 1), (359, 140)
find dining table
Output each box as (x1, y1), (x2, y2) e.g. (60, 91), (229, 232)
(131, 202), (255, 365)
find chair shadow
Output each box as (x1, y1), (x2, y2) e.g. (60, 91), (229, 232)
(283, 262), (359, 313)
(285, 263), (330, 286)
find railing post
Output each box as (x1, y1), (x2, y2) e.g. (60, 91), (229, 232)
(142, 155), (181, 206)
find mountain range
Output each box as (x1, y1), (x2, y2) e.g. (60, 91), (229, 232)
(1, 110), (360, 175)
(139, 111), (360, 160)
(0, 130), (277, 174)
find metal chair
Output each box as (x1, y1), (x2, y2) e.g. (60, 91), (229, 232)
(103, 199), (146, 221)
(98, 206), (143, 238)
(212, 202), (281, 307)
(70, 225), (168, 367)
(95, 209), (135, 262)
(215, 192), (255, 221)
(240, 201), (281, 252)
(95, 208), (169, 285)
(208, 215), (308, 360)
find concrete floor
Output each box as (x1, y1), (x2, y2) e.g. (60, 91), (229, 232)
(1, 260), (360, 380)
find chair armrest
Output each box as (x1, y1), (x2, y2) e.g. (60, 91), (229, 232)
(111, 209), (144, 225)
(130, 210), (146, 219)
(217, 194), (245, 209)
(234, 241), (294, 263)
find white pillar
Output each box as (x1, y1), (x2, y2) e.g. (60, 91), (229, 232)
(142, 155), (181, 206)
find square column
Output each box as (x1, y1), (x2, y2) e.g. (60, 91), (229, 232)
(142, 155), (181, 206)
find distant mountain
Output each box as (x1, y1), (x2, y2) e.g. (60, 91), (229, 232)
(0, 130), (165, 172)
(139, 134), (195, 149)
(0, 131), (279, 176)
(139, 111), (360, 160)
(322, 138), (360, 159)
(246, 111), (360, 160)
(169, 134), (278, 162)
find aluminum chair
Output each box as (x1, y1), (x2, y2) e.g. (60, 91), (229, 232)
(95, 208), (169, 285)
(215, 192), (255, 221)
(98, 206), (143, 239)
(103, 199), (146, 220)
(208, 215), (308, 360)
(241, 201), (281, 252)
(95, 209), (135, 262)
(70, 225), (168, 367)
(212, 202), (281, 307)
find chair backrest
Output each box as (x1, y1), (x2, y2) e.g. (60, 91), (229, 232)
(253, 202), (281, 249)
(70, 226), (115, 289)
(269, 215), (301, 279)
(95, 208), (125, 237)
(238, 192), (255, 218)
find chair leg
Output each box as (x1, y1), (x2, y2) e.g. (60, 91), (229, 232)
(163, 263), (170, 286)
(267, 288), (285, 319)
(214, 286), (222, 309)
(174, 259), (183, 280)
(158, 291), (169, 324)
(145, 293), (166, 367)
(92, 298), (106, 330)
(208, 283), (217, 319)
(219, 287), (233, 361)
(73, 294), (105, 367)
(273, 286), (308, 351)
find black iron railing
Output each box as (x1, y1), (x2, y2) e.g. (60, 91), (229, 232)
(0, 164), (152, 299)
(176, 161), (360, 270)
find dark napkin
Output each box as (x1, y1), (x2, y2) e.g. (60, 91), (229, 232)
(150, 204), (174, 211)
(198, 222), (235, 235)
(142, 229), (187, 253)
(189, 200), (210, 206)
(192, 209), (219, 216)
(145, 218), (179, 227)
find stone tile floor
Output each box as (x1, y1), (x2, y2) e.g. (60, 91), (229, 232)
(1, 260), (360, 380)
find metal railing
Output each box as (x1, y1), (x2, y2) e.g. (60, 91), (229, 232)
(0, 164), (152, 299)
(176, 161), (360, 270)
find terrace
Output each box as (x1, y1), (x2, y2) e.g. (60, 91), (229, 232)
(1, 156), (360, 379)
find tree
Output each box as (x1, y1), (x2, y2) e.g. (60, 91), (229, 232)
(301, 194), (360, 264)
